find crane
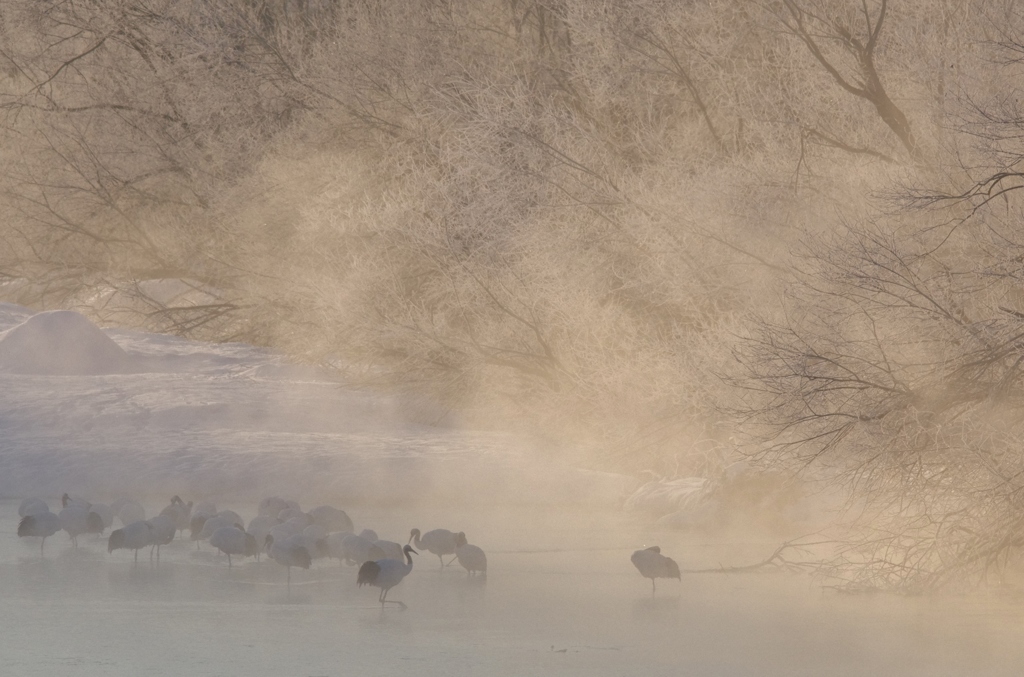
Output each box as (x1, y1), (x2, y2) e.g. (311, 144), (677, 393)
(631, 546), (681, 594)
(358, 545), (417, 608)
(108, 520), (154, 563)
(453, 532), (487, 576)
(18, 511), (61, 555)
(265, 533), (312, 588)
(210, 526), (258, 567)
(408, 528), (458, 567)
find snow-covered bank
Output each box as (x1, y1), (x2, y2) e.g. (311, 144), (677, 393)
(0, 305), (636, 506)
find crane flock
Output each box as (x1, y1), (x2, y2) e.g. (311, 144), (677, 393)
(15, 492), (683, 606)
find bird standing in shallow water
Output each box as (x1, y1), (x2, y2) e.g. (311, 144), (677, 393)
(358, 545), (417, 608)
(147, 514), (177, 561)
(408, 528), (458, 567)
(18, 511), (61, 555)
(631, 546), (681, 594)
(454, 532), (487, 576)
(265, 534), (312, 588)
(161, 496), (192, 539)
(59, 501), (105, 547)
(108, 520), (154, 563)
(189, 501), (217, 548)
(210, 526), (258, 567)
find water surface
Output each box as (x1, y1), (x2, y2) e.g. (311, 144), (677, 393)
(5, 501), (1024, 676)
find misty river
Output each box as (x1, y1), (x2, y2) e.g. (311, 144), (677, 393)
(5, 500), (1024, 676)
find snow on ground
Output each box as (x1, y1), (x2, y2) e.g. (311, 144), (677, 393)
(0, 304), (636, 506)
(0, 310), (133, 375)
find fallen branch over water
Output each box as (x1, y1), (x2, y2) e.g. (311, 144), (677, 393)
(683, 537), (832, 574)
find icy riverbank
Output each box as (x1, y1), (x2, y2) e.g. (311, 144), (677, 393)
(0, 304), (635, 506)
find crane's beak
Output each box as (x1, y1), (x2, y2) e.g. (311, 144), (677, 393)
(409, 548), (418, 555)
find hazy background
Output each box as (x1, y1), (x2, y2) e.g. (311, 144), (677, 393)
(3, 0), (1024, 591)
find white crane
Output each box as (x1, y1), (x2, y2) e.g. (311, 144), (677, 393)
(210, 526), (258, 567)
(408, 528), (458, 567)
(265, 534), (312, 587)
(88, 503), (115, 531)
(630, 546), (681, 594)
(147, 514), (177, 561)
(18, 511), (61, 555)
(195, 514), (245, 551)
(309, 505), (353, 533)
(358, 545), (417, 608)
(258, 496), (294, 518)
(113, 499), (146, 527)
(61, 494), (111, 542)
(247, 514), (279, 541)
(59, 503), (105, 547)
(276, 508), (312, 527)
(216, 510), (244, 527)
(332, 532), (383, 566)
(19, 498), (49, 517)
(266, 520), (301, 542)
(61, 493), (90, 510)
(247, 514), (280, 561)
(160, 496), (193, 539)
(301, 524), (330, 560)
(373, 539), (404, 561)
(280, 515), (315, 535)
(324, 531), (354, 564)
(453, 532), (487, 576)
(108, 520), (154, 563)
(189, 501), (218, 547)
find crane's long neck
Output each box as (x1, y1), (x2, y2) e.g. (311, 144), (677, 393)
(404, 549), (414, 573)
(411, 533), (423, 549)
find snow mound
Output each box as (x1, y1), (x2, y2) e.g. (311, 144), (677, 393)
(0, 304), (639, 508)
(0, 310), (132, 375)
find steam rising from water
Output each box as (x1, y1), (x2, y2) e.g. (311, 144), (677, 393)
(5, 499), (1024, 677)
(0, 304), (634, 507)
(2, 288), (1023, 675)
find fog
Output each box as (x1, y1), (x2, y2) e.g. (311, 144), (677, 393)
(2, 304), (1024, 675)
(7, 498), (1024, 677)
(6, 1), (1024, 673)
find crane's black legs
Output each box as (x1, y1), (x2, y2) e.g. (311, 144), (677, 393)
(378, 588), (406, 609)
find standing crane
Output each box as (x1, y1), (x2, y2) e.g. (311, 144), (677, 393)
(161, 496), (193, 539)
(631, 546), (681, 594)
(408, 528), (458, 567)
(210, 526), (258, 567)
(265, 534), (312, 588)
(59, 501), (105, 547)
(19, 498), (49, 518)
(108, 520), (154, 563)
(18, 511), (61, 555)
(453, 532), (487, 576)
(147, 514), (177, 561)
(358, 545), (417, 609)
